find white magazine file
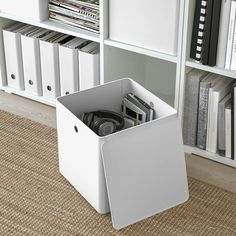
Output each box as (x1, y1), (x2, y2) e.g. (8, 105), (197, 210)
(21, 30), (48, 96)
(3, 25), (26, 90)
(40, 33), (67, 100)
(59, 43), (79, 96)
(79, 43), (100, 91)
(56, 78), (189, 230)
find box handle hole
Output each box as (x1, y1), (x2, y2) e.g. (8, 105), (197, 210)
(47, 85), (52, 91)
(150, 102), (154, 108)
(74, 125), (78, 133)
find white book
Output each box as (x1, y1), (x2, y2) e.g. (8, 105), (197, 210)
(216, 0), (232, 68)
(206, 76), (231, 153)
(206, 77), (233, 153)
(79, 42), (100, 91)
(225, 104), (232, 158)
(225, 0), (236, 69)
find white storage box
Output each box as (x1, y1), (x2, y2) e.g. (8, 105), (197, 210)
(109, 0), (180, 56)
(0, 0), (49, 22)
(56, 78), (189, 229)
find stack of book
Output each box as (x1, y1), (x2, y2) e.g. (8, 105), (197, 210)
(49, 0), (100, 33)
(183, 69), (236, 161)
(190, 0), (236, 69)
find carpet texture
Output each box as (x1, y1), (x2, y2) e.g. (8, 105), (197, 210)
(0, 110), (236, 235)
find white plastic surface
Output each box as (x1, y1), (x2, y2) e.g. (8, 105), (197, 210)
(56, 78), (189, 228)
(21, 35), (43, 96)
(0, 0), (49, 22)
(59, 46), (79, 96)
(109, 0), (180, 56)
(3, 30), (24, 90)
(40, 41), (60, 99)
(102, 117), (189, 229)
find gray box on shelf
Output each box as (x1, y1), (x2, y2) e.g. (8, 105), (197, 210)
(0, 0), (49, 22)
(56, 78), (189, 230)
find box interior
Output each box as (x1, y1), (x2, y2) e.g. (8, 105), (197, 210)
(57, 78), (176, 123)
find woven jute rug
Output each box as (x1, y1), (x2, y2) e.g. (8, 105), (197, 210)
(0, 110), (236, 235)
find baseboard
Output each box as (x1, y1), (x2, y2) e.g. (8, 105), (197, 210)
(185, 153), (236, 193)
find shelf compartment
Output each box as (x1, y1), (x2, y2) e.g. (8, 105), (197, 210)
(104, 39), (178, 63)
(0, 86), (56, 107)
(0, 12), (100, 43)
(186, 60), (236, 79)
(184, 145), (236, 168)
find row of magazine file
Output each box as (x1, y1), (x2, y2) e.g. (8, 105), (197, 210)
(3, 22), (100, 100)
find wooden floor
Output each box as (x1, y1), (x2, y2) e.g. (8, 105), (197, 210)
(1, 90), (236, 193)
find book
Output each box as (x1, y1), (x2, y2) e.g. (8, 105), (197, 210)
(225, 104), (232, 158)
(49, 12), (99, 33)
(190, 0), (207, 61)
(232, 83), (236, 159)
(197, 73), (221, 149)
(230, 16), (236, 70)
(183, 69), (207, 146)
(202, 0), (214, 65)
(225, 0), (236, 69)
(49, 0), (99, 20)
(206, 77), (233, 153)
(216, 0), (232, 68)
(208, 0), (222, 66)
(218, 93), (231, 155)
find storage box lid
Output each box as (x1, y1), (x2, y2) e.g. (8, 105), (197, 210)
(101, 118), (189, 230)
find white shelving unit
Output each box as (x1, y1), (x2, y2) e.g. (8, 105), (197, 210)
(0, 0), (184, 110)
(179, 0), (236, 168)
(1, 0), (234, 168)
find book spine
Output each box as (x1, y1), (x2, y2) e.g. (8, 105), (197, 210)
(230, 19), (236, 70)
(190, 0), (207, 61)
(202, 0), (214, 65)
(218, 101), (225, 152)
(216, 0), (232, 68)
(190, 0), (203, 59)
(225, 105), (232, 158)
(225, 0), (236, 69)
(183, 71), (203, 146)
(197, 82), (211, 149)
(208, 0), (222, 66)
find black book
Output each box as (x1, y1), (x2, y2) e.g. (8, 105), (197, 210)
(190, 0), (207, 61)
(201, 0), (214, 65)
(208, 0), (222, 66)
(231, 83), (236, 160)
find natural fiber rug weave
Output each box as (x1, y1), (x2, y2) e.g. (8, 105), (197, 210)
(0, 110), (236, 235)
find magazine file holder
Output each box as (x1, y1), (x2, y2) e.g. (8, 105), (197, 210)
(56, 78), (189, 230)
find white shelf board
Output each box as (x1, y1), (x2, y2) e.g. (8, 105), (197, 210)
(104, 39), (178, 63)
(0, 86), (56, 107)
(186, 59), (236, 79)
(184, 145), (236, 168)
(0, 12), (100, 43)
